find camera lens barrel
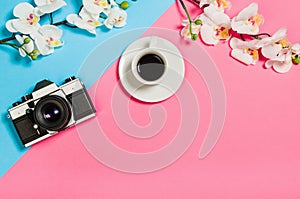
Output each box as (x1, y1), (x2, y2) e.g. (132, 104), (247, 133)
(33, 95), (71, 132)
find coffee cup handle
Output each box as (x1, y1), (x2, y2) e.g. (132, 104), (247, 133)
(149, 36), (158, 48)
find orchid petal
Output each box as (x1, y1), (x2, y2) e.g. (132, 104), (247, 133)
(13, 20), (40, 34)
(16, 35), (34, 57)
(229, 37), (239, 49)
(66, 14), (97, 35)
(199, 4), (231, 45)
(230, 37), (261, 49)
(265, 51), (293, 73)
(231, 3), (263, 35)
(261, 44), (282, 59)
(6, 20), (18, 33)
(103, 20), (114, 29)
(199, 14), (214, 26)
(231, 49), (257, 65)
(181, 20), (189, 26)
(259, 28), (287, 47)
(18, 48), (27, 57)
(180, 22), (201, 40)
(104, 7), (127, 29)
(79, 7), (99, 21)
(292, 43), (300, 54)
(37, 25), (63, 48)
(200, 24), (218, 45)
(271, 28), (287, 42)
(114, 20), (126, 28)
(235, 3), (258, 21)
(231, 20), (260, 35)
(34, 0), (48, 6)
(67, 7), (102, 34)
(265, 60), (274, 69)
(83, 0), (108, 14)
(39, 25), (62, 39)
(13, 2), (35, 18)
(273, 61), (293, 73)
(33, 33), (54, 55)
(204, 5), (230, 26)
(35, 0), (67, 15)
(292, 44), (300, 52)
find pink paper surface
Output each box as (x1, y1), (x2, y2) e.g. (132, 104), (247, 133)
(1, 0), (300, 198)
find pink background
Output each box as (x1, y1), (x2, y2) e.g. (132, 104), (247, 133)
(1, 0), (300, 198)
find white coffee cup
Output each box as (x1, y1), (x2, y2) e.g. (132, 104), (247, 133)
(131, 36), (168, 85)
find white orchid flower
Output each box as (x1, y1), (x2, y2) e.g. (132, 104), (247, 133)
(180, 19), (201, 40)
(230, 38), (262, 65)
(6, 2), (40, 34)
(66, 7), (102, 35)
(103, 7), (127, 29)
(260, 28), (293, 73)
(83, 0), (109, 14)
(15, 35), (35, 58)
(31, 25), (63, 55)
(34, 0), (67, 16)
(231, 3), (263, 35)
(264, 51), (293, 73)
(261, 28), (288, 58)
(199, 0), (231, 11)
(199, 5), (231, 45)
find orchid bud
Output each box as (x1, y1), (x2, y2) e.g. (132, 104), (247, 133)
(31, 55), (38, 60)
(293, 55), (300, 64)
(194, 19), (202, 25)
(120, 1), (129, 9)
(23, 37), (31, 44)
(32, 50), (39, 55)
(191, 34), (198, 41)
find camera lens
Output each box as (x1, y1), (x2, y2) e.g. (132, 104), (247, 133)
(42, 103), (62, 122)
(34, 95), (71, 131)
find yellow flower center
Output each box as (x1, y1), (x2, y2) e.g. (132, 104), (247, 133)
(45, 37), (61, 47)
(247, 14), (263, 29)
(87, 19), (101, 27)
(94, 0), (108, 7)
(277, 38), (291, 49)
(213, 0), (231, 10)
(26, 13), (39, 26)
(115, 16), (123, 23)
(244, 48), (259, 60)
(215, 25), (230, 40)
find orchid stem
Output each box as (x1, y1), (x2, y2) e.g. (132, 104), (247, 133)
(0, 42), (19, 50)
(179, 0), (195, 40)
(52, 20), (77, 28)
(250, 33), (271, 40)
(190, 0), (200, 4)
(240, 34), (246, 41)
(51, 5), (83, 28)
(0, 34), (16, 43)
(49, 13), (54, 24)
(78, 5), (83, 14)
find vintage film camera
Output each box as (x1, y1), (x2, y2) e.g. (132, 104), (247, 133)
(8, 77), (96, 147)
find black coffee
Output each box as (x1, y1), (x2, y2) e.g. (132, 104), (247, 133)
(137, 54), (165, 82)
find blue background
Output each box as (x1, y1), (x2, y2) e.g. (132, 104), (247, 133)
(0, 0), (174, 177)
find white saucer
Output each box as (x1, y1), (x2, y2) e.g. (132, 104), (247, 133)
(118, 36), (185, 103)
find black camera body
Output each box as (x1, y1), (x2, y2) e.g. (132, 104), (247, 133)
(8, 77), (96, 147)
